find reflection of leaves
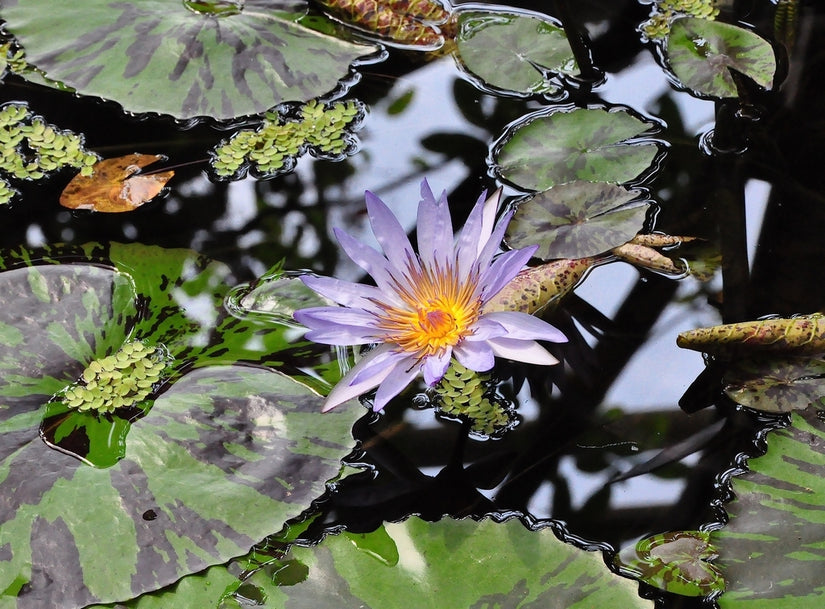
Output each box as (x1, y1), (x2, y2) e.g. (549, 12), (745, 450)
(615, 530), (725, 597)
(714, 407), (825, 607)
(677, 315), (825, 357)
(723, 357), (825, 413)
(493, 107), (664, 191)
(60, 154), (174, 212)
(506, 181), (649, 259)
(1, 0), (378, 120)
(454, 9), (576, 96)
(117, 517), (653, 609)
(0, 243), (364, 608)
(666, 17), (776, 98)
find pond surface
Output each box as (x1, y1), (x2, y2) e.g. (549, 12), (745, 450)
(1, 1), (824, 608)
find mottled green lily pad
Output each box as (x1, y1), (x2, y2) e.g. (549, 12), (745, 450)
(615, 530), (725, 597)
(0, 0), (378, 119)
(723, 357), (825, 413)
(666, 17), (776, 98)
(714, 406), (825, 607)
(506, 181), (649, 259)
(454, 8), (576, 96)
(0, 243), (364, 608)
(102, 517), (653, 609)
(493, 107), (664, 191)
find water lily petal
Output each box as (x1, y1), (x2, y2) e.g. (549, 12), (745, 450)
(322, 345), (396, 412)
(373, 359), (421, 411)
(417, 179), (453, 268)
(483, 311), (567, 343)
(422, 348), (452, 385)
(294, 306), (377, 328)
(488, 337), (559, 365)
(480, 245), (538, 300)
(365, 190), (416, 276)
(455, 189), (489, 275)
(334, 228), (403, 304)
(454, 340), (496, 372)
(476, 205), (516, 270)
(301, 275), (383, 309)
(466, 317), (507, 341)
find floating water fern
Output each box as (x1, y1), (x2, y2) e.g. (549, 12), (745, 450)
(433, 360), (513, 435)
(641, 0), (719, 40)
(0, 102), (99, 204)
(60, 340), (167, 414)
(211, 98), (365, 179)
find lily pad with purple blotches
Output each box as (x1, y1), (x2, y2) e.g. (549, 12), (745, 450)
(713, 406), (825, 608)
(493, 106), (665, 191)
(665, 17), (776, 99)
(0, 0), (378, 120)
(723, 357), (825, 413)
(505, 180), (650, 260)
(104, 517), (653, 609)
(0, 243), (364, 608)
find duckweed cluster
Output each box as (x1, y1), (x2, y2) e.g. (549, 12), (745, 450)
(433, 361), (513, 436)
(211, 99), (364, 179)
(0, 103), (99, 204)
(641, 0), (719, 40)
(61, 340), (167, 414)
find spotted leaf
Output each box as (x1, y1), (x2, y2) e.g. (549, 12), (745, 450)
(0, 0), (378, 120)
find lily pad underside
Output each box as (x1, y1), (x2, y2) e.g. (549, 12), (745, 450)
(0, 0), (378, 119)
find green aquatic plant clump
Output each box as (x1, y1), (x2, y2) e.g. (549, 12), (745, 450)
(642, 0), (719, 40)
(0, 102), (99, 204)
(61, 340), (167, 414)
(211, 99), (365, 179)
(433, 360), (513, 436)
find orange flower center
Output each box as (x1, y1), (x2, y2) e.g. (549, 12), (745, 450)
(376, 262), (481, 357)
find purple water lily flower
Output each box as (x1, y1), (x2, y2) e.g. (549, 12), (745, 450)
(294, 180), (566, 412)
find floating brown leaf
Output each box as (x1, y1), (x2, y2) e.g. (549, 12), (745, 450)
(60, 153), (174, 213)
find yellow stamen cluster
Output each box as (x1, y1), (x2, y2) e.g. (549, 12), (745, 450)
(62, 340), (166, 414)
(376, 262), (481, 357)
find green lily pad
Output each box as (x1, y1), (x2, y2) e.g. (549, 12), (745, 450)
(0, 243), (364, 608)
(101, 517), (653, 609)
(666, 17), (776, 98)
(723, 357), (825, 413)
(454, 8), (576, 96)
(615, 530), (725, 597)
(713, 406), (825, 607)
(505, 181), (649, 259)
(493, 106), (664, 191)
(0, 0), (378, 120)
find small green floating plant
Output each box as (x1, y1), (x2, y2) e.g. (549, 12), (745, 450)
(433, 360), (513, 436)
(0, 102), (99, 204)
(60, 340), (168, 414)
(641, 0), (719, 40)
(211, 99), (365, 179)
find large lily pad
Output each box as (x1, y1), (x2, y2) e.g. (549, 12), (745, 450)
(0, 243), (364, 608)
(0, 0), (378, 120)
(713, 407), (825, 607)
(493, 107), (664, 191)
(453, 8), (576, 96)
(666, 17), (776, 98)
(102, 517), (653, 608)
(724, 357), (825, 413)
(505, 181), (649, 259)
